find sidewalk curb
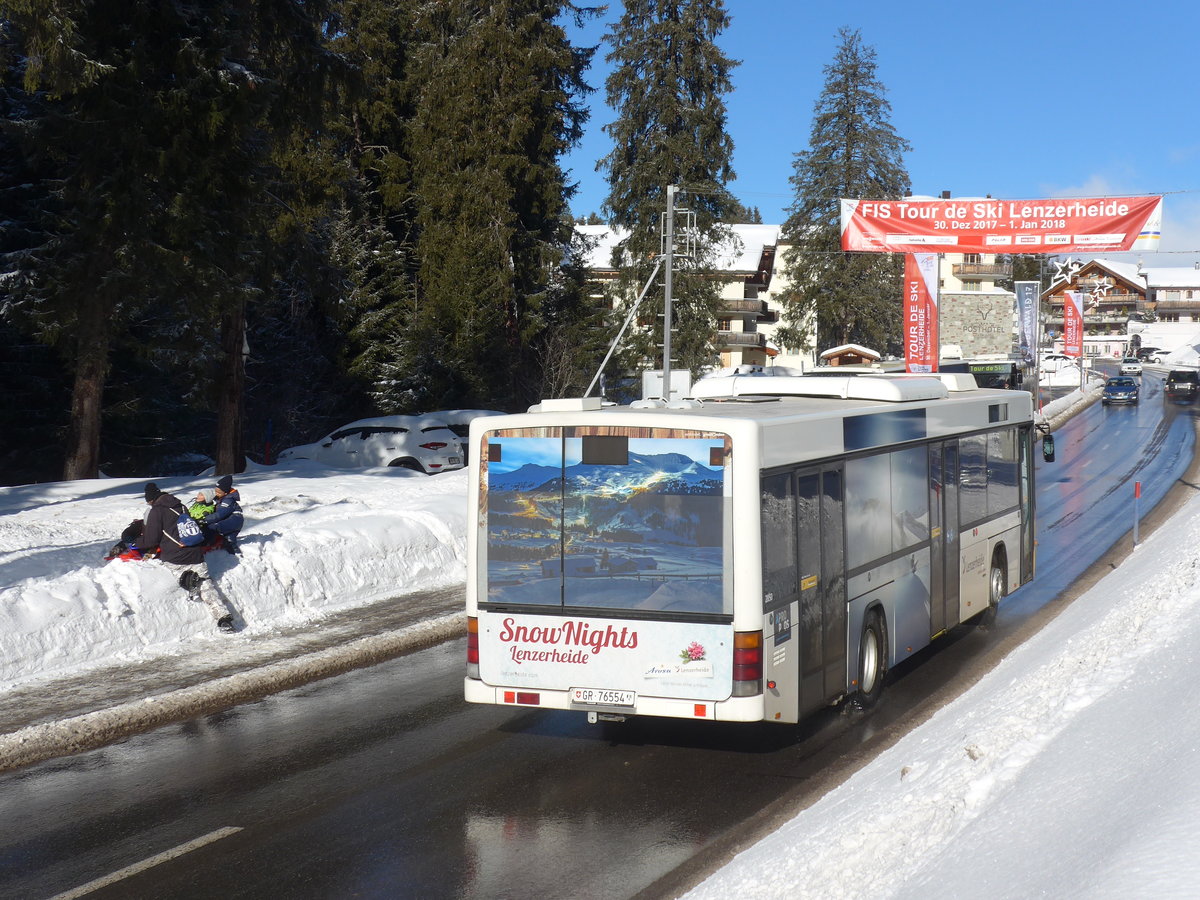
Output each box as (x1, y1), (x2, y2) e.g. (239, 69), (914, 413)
(0, 612), (464, 774)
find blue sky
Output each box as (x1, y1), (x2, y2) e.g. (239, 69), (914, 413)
(562, 0), (1200, 262)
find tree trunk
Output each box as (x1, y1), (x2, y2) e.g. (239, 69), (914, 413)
(62, 301), (110, 480)
(214, 298), (247, 474)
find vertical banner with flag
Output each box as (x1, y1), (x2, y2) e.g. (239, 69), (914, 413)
(903, 252), (939, 373)
(1014, 281), (1040, 367)
(1062, 291), (1084, 357)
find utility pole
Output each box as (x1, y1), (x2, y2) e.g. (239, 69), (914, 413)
(662, 184), (677, 400)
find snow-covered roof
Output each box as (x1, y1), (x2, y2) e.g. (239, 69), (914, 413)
(1061, 259), (1200, 291)
(1088, 258), (1145, 287)
(575, 223), (779, 273)
(1142, 266), (1200, 288)
(820, 343), (881, 361)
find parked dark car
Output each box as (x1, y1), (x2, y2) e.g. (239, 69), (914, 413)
(1165, 369), (1200, 400)
(1102, 376), (1140, 405)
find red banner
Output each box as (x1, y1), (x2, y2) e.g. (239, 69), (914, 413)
(903, 253), (939, 373)
(841, 195), (1162, 254)
(1062, 291), (1083, 357)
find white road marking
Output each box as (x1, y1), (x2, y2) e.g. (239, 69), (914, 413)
(50, 826), (243, 899)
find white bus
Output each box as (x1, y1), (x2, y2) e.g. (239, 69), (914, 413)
(464, 370), (1036, 725)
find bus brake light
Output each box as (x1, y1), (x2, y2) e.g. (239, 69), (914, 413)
(466, 616), (479, 677)
(732, 630), (763, 696)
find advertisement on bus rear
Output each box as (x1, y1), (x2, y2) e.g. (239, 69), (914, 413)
(477, 613), (734, 701)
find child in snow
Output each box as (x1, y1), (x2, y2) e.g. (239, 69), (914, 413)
(204, 474), (244, 553)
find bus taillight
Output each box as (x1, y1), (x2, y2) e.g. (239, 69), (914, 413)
(466, 616), (480, 678)
(732, 630), (763, 696)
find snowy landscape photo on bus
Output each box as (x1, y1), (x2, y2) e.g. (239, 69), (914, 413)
(484, 431), (727, 613)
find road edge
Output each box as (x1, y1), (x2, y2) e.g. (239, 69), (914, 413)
(0, 612), (464, 774)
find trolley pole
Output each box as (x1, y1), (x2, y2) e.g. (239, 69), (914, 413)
(662, 184), (677, 400)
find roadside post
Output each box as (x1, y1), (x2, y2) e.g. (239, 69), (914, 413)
(1134, 481), (1141, 544)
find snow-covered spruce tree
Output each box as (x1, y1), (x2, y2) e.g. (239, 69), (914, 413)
(599, 0), (738, 381)
(313, 0), (424, 415)
(777, 27), (911, 357)
(404, 0), (596, 412)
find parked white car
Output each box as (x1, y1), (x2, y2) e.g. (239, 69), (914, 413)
(276, 416), (465, 474)
(421, 409), (506, 463)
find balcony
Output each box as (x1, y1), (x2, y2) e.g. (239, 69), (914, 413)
(722, 299), (769, 315)
(952, 262), (1012, 278)
(717, 331), (767, 348)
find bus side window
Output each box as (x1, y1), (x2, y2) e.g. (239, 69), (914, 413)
(959, 434), (988, 525)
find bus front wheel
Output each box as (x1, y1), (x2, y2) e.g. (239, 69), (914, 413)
(856, 610), (887, 708)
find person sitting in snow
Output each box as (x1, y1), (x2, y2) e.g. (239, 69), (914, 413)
(130, 483), (237, 633)
(204, 474), (244, 554)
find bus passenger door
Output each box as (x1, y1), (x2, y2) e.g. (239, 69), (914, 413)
(762, 466), (846, 723)
(761, 470), (800, 723)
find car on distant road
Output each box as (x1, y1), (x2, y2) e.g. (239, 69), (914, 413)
(1136, 346), (1166, 363)
(276, 415), (465, 473)
(1119, 357), (1143, 375)
(1165, 369), (1200, 401)
(1101, 376), (1140, 405)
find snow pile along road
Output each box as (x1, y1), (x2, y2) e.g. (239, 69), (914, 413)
(685, 467), (1200, 899)
(0, 463), (470, 689)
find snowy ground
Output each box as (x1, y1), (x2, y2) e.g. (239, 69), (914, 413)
(5, 403), (1198, 897)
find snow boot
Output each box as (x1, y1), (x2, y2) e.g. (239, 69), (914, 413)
(217, 615), (236, 634)
(178, 570), (204, 592)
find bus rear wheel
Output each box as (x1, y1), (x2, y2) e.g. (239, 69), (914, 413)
(980, 549), (1007, 630)
(856, 610), (887, 708)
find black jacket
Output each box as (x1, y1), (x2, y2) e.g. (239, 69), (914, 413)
(136, 493), (209, 565)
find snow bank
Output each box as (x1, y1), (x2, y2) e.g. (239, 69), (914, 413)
(0, 463), (469, 688)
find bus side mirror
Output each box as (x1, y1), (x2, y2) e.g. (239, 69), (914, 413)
(1042, 433), (1055, 463)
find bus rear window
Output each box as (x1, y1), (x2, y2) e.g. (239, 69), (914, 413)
(484, 428), (729, 615)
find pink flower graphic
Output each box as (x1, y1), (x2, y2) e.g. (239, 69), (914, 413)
(680, 641), (706, 663)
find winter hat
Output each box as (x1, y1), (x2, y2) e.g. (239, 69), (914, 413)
(217, 474), (233, 493)
(144, 483), (162, 503)
(194, 489), (212, 504)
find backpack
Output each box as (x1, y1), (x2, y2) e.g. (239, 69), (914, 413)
(174, 508), (208, 546)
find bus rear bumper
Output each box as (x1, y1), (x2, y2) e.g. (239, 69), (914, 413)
(464, 678), (765, 722)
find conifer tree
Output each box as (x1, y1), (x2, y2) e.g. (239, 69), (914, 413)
(599, 0), (738, 379)
(404, 0), (596, 411)
(2, 0), (340, 478)
(778, 27), (911, 356)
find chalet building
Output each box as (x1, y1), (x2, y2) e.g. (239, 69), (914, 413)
(820, 344), (881, 366)
(1043, 259), (1200, 356)
(576, 224), (1023, 371)
(937, 252), (1016, 359)
(575, 224), (817, 371)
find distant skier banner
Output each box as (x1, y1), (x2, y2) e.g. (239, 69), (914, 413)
(1014, 281), (1040, 366)
(1062, 291), (1084, 357)
(903, 253), (939, 373)
(841, 195), (1163, 254)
